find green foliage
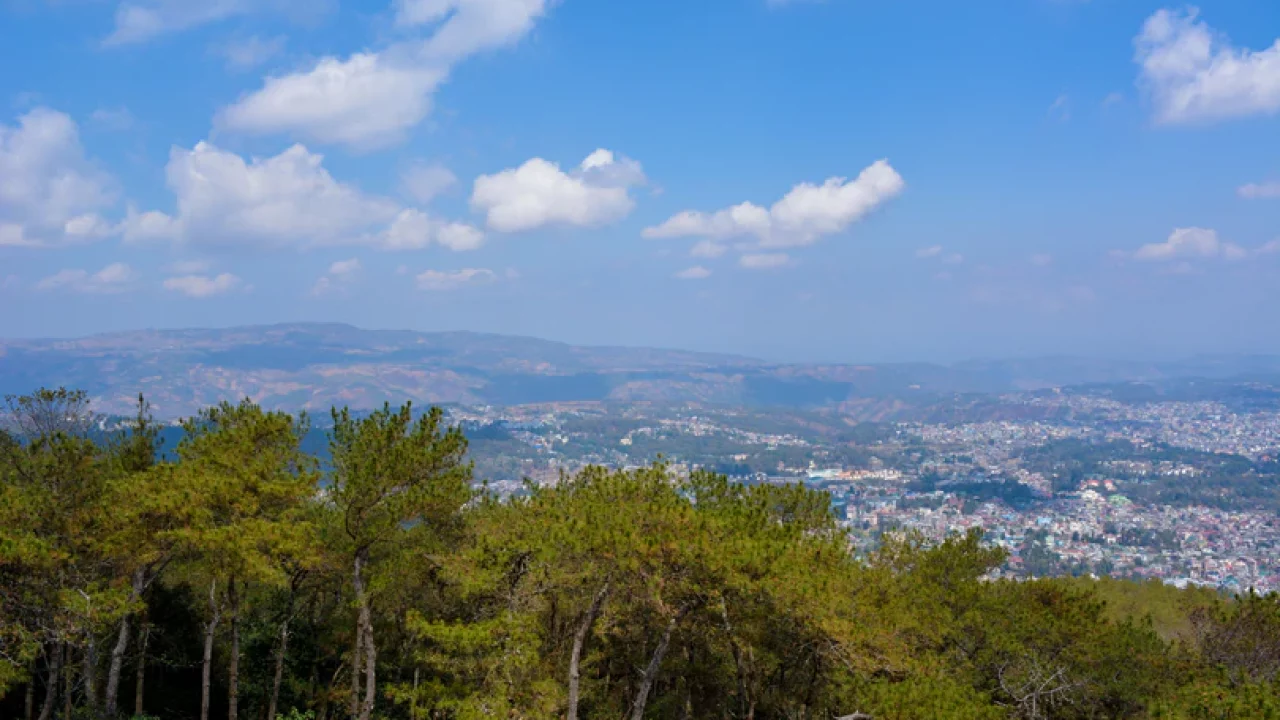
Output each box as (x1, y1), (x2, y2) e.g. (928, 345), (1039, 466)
(2, 387), (1280, 720)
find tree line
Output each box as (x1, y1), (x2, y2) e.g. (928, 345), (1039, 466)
(1, 388), (1279, 720)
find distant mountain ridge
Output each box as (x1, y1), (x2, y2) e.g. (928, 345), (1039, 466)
(2, 323), (1278, 418)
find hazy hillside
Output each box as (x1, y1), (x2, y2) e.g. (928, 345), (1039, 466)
(3, 323), (1279, 417)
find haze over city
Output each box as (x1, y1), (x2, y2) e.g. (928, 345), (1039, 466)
(2, 0), (1279, 362)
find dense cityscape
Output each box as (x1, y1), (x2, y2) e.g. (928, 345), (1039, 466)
(449, 384), (1280, 593)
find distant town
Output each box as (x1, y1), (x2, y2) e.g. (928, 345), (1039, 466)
(445, 385), (1280, 594)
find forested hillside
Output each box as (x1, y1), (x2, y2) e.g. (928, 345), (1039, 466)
(2, 389), (1278, 720)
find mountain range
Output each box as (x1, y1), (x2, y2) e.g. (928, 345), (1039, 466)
(2, 323), (1279, 418)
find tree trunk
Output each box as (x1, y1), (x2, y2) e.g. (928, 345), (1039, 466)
(352, 552), (376, 720)
(719, 599), (751, 720)
(266, 615), (291, 720)
(37, 644), (59, 720)
(349, 618), (362, 720)
(24, 658), (35, 720)
(134, 621), (150, 717)
(63, 645), (72, 720)
(228, 579), (241, 720)
(409, 668), (419, 720)
(629, 614), (679, 720)
(360, 608), (375, 720)
(567, 582), (609, 720)
(82, 633), (99, 717)
(201, 581), (222, 720)
(105, 567), (147, 719)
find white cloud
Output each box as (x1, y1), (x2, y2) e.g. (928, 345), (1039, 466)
(393, 0), (554, 61)
(415, 267), (496, 291)
(217, 35), (287, 71)
(739, 253), (791, 270)
(1257, 239), (1280, 255)
(1239, 181), (1280, 199)
(311, 258), (361, 296)
(1101, 91), (1125, 108)
(105, 0), (328, 46)
(1135, 8), (1280, 124)
(64, 213), (115, 240)
(218, 54), (445, 149)
(1130, 227), (1246, 261)
(220, 0), (553, 148)
(1, 108), (116, 247)
(163, 273), (242, 297)
(328, 258), (361, 276)
(37, 263), (136, 294)
(0, 224), (37, 247)
(1030, 253), (1054, 266)
(690, 239), (727, 258)
(162, 141), (399, 246)
(674, 265), (711, 280)
(377, 209), (485, 251)
(124, 142), (478, 251)
(914, 245), (961, 264)
(643, 160), (904, 251)
(401, 162), (458, 204)
(120, 206), (183, 243)
(471, 149), (646, 233)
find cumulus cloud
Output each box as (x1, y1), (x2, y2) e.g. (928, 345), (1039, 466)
(674, 265), (711, 280)
(218, 55), (445, 149)
(105, 0), (329, 46)
(1129, 227), (1247, 261)
(311, 258), (361, 296)
(1135, 8), (1280, 124)
(163, 273), (242, 298)
(129, 141), (396, 247)
(471, 149), (646, 233)
(64, 213), (116, 241)
(378, 209), (485, 251)
(415, 267), (497, 291)
(219, 0), (554, 148)
(643, 160), (904, 252)
(122, 142), (482, 252)
(1239, 182), (1280, 199)
(120, 206), (182, 243)
(739, 253), (792, 270)
(37, 263), (135, 294)
(914, 245), (943, 259)
(1, 108), (116, 247)
(401, 162), (458, 204)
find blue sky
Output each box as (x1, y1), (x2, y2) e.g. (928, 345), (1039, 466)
(1, 0), (1279, 362)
